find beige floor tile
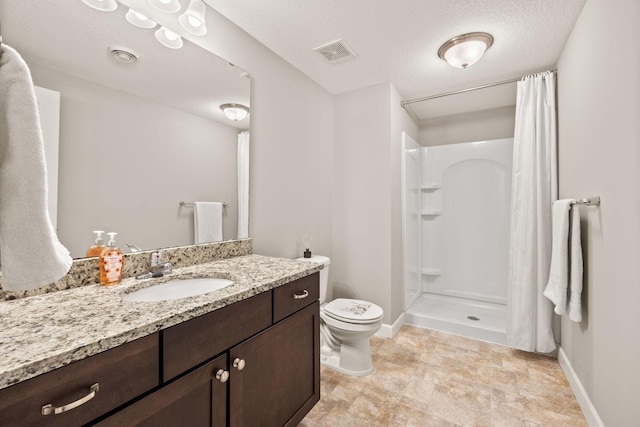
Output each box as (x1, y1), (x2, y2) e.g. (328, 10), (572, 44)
(302, 325), (588, 427)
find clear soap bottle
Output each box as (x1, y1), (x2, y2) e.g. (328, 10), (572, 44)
(86, 230), (105, 258)
(99, 232), (124, 286)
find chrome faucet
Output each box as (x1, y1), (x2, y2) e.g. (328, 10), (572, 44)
(135, 251), (172, 279)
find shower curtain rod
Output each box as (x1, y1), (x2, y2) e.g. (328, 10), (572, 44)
(400, 69), (557, 108)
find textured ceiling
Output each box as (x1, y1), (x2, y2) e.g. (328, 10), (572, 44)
(204, 0), (586, 119)
(0, 0), (250, 128)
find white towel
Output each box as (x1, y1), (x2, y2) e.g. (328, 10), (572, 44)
(568, 205), (583, 322)
(543, 199), (583, 321)
(194, 202), (223, 244)
(0, 44), (72, 291)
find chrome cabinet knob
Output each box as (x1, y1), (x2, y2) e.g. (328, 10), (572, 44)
(215, 369), (229, 383)
(233, 357), (246, 371)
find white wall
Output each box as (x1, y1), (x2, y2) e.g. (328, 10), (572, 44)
(557, 0), (640, 425)
(419, 105), (516, 146)
(190, 6), (336, 261)
(333, 83), (418, 324)
(30, 65), (238, 258)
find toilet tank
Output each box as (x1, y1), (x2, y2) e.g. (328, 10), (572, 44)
(296, 255), (330, 303)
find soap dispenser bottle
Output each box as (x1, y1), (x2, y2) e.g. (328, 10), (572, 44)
(99, 232), (124, 286)
(86, 230), (105, 257)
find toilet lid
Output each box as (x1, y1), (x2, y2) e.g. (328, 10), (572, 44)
(324, 298), (384, 324)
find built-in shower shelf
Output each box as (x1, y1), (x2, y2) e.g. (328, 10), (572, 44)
(421, 211), (442, 216)
(421, 268), (443, 276)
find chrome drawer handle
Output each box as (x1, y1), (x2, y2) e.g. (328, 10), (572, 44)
(293, 290), (309, 300)
(42, 383), (99, 416)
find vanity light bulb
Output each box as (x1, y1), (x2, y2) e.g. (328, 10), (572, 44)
(125, 8), (157, 29)
(81, 0), (118, 12)
(155, 27), (184, 49)
(178, 0), (207, 36)
(187, 15), (203, 28)
(164, 29), (179, 41)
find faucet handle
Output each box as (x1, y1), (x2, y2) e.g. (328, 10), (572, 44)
(150, 251), (162, 267)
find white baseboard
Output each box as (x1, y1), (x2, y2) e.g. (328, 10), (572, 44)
(376, 312), (405, 339)
(558, 347), (605, 427)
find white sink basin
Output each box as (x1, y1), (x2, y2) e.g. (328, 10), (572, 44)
(123, 278), (234, 302)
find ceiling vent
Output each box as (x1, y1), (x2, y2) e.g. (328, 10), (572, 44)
(109, 46), (139, 63)
(313, 39), (355, 63)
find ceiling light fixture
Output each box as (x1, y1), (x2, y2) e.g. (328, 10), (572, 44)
(148, 0), (182, 13)
(438, 32), (493, 69)
(125, 8), (157, 29)
(81, 0), (118, 12)
(220, 103), (250, 121)
(178, 0), (207, 36)
(155, 26), (184, 49)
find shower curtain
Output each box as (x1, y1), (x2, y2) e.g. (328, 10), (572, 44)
(507, 71), (557, 353)
(237, 131), (250, 239)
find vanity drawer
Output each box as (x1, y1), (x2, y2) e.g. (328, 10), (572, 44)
(162, 290), (272, 381)
(0, 333), (160, 427)
(273, 273), (320, 323)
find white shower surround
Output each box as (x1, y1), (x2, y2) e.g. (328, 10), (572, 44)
(403, 136), (513, 344)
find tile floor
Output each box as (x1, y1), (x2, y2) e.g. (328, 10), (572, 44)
(301, 325), (587, 427)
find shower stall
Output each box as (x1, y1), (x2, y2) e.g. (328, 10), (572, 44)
(402, 133), (513, 344)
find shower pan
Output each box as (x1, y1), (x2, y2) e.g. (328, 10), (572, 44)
(402, 134), (513, 344)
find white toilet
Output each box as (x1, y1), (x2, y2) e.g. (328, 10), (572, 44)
(296, 255), (384, 376)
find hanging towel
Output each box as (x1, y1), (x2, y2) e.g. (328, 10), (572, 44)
(194, 202), (223, 244)
(568, 205), (583, 322)
(0, 44), (72, 291)
(543, 199), (583, 321)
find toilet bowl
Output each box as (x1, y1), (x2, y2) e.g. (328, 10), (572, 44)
(296, 255), (383, 376)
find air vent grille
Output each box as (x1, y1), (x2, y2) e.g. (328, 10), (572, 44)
(313, 39), (355, 62)
(109, 46), (139, 63)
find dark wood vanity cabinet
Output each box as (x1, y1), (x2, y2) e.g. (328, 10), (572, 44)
(95, 354), (229, 427)
(0, 333), (160, 427)
(2, 272), (321, 427)
(230, 301), (320, 427)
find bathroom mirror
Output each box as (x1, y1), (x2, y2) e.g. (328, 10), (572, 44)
(0, 0), (250, 258)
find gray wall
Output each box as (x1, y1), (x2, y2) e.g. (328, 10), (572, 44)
(333, 82), (418, 325)
(30, 65), (238, 258)
(557, 0), (640, 425)
(195, 5), (336, 263)
(419, 105), (516, 146)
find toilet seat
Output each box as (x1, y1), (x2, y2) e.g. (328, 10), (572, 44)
(323, 298), (383, 325)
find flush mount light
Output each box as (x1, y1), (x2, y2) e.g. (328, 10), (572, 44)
(220, 103), (250, 121)
(125, 8), (157, 29)
(438, 32), (493, 69)
(81, 0), (118, 12)
(178, 0), (207, 36)
(148, 0), (182, 13)
(155, 26), (184, 49)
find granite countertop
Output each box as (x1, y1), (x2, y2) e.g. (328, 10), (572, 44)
(0, 254), (322, 390)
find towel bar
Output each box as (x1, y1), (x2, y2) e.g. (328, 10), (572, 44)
(180, 201), (228, 207)
(571, 195), (600, 206)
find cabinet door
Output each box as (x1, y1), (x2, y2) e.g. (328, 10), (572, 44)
(95, 354), (228, 427)
(229, 301), (320, 427)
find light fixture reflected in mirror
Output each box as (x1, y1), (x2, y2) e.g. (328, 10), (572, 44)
(81, 0), (118, 12)
(148, 0), (182, 13)
(220, 103), (250, 121)
(178, 0), (207, 36)
(155, 26), (184, 49)
(438, 32), (493, 69)
(125, 8), (157, 29)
